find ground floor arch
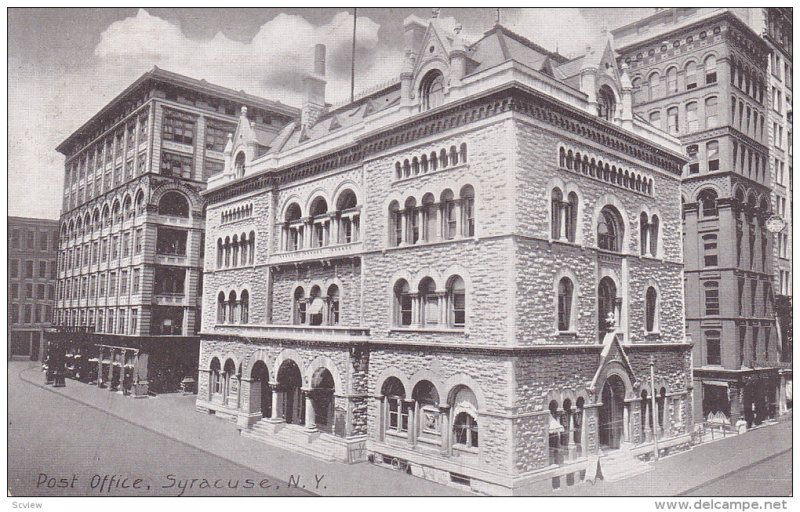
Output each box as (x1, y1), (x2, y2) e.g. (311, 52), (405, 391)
(277, 359), (304, 425)
(251, 360), (272, 419)
(599, 374), (626, 449)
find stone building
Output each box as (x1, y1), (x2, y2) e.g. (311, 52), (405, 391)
(48, 67), (296, 395)
(8, 216), (59, 361)
(197, 14), (690, 495)
(612, 7), (790, 428)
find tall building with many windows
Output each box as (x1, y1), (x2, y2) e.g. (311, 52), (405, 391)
(48, 67), (296, 395)
(196, 14), (690, 495)
(612, 7), (790, 430)
(8, 216), (59, 360)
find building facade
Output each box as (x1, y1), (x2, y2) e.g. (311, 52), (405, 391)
(196, 15), (691, 495)
(8, 216), (59, 361)
(612, 8), (790, 428)
(48, 68), (296, 395)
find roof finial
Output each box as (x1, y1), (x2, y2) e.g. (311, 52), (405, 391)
(495, 8), (501, 25)
(431, 8), (440, 19)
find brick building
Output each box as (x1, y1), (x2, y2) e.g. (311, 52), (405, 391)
(8, 216), (59, 360)
(611, 8), (790, 428)
(196, 14), (690, 495)
(48, 67), (296, 395)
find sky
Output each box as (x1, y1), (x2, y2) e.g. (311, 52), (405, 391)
(8, 7), (653, 220)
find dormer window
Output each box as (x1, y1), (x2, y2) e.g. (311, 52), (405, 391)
(597, 86), (616, 122)
(234, 152), (245, 178)
(420, 70), (445, 111)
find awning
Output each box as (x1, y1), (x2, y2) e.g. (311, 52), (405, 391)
(703, 380), (730, 388)
(87, 358), (99, 363)
(308, 298), (324, 315)
(548, 415), (565, 433)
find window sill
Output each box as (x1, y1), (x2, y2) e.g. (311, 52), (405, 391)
(453, 445), (479, 455)
(385, 431), (408, 440)
(386, 236), (477, 252)
(390, 327), (466, 335)
(556, 330), (578, 337)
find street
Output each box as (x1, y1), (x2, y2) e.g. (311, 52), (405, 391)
(682, 450), (792, 497)
(8, 361), (312, 496)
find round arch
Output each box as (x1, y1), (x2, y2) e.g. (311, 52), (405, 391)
(304, 355), (344, 395)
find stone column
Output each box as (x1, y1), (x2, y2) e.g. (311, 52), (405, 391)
(778, 372), (788, 415)
(416, 209), (425, 244)
(375, 395), (385, 442)
(622, 401), (630, 443)
(410, 293), (420, 326)
(268, 383), (283, 422)
(399, 210), (408, 246)
(405, 399), (416, 447)
(437, 292), (447, 325)
(439, 405), (451, 456)
(330, 213), (339, 245)
(303, 389), (317, 431)
(567, 410), (577, 460)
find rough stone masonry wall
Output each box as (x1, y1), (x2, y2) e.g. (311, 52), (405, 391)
(271, 260), (361, 326)
(198, 338), (369, 436)
(512, 118), (685, 345)
(202, 189), (271, 332)
(367, 348), (514, 475)
(361, 118), (517, 346)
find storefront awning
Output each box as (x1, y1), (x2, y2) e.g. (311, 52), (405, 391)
(87, 358), (99, 363)
(703, 380), (730, 388)
(548, 415), (565, 433)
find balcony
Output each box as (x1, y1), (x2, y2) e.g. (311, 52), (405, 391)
(270, 241), (363, 265)
(211, 323), (370, 343)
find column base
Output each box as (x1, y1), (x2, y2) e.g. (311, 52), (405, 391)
(304, 425), (319, 433)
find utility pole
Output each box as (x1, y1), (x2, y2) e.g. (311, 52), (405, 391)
(351, 8), (357, 103)
(650, 356), (660, 461)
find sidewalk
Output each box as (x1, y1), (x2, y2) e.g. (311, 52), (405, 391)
(559, 411), (792, 496)
(13, 362), (467, 496)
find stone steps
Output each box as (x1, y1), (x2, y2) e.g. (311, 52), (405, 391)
(242, 420), (337, 462)
(599, 448), (654, 482)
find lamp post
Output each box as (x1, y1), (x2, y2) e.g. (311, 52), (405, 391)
(650, 356), (659, 461)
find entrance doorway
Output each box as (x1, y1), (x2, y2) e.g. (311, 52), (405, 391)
(311, 368), (335, 433)
(251, 360), (272, 419)
(278, 360), (303, 425)
(599, 375), (626, 449)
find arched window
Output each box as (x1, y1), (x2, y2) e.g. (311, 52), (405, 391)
(217, 291), (226, 324)
(240, 290), (249, 324)
(650, 215), (660, 256)
(382, 377), (408, 433)
(405, 197), (419, 244)
(420, 70), (445, 111)
(705, 55), (717, 84)
(419, 277), (438, 327)
(412, 381), (440, 438)
(327, 285), (340, 326)
(234, 152), (245, 178)
(597, 86), (616, 121)
(667, 107), (679, 134)
(448, 276), (466, 328)
(645, 286), (658, 332)
(598, 277), (618, 340)
(293, 287), (306, 325)
(441, 190), (456, 240)
(422, 193), (437, 242)
(666, 67), (678, 93)
(158, 191), (190, 217)
(698, 189), (718, 217)
(649, 111), (662, 130)
(454, 412), (479, 449)
(248, 230), (255, 264)
(566, 192), (578, 243)
(551, 188), (564, 240)
(557, 277), (574, 332)
(336, 189), (359, 244)
(389, 201), (402, 247)
(285, 203), (303, 251)
(231, 235), (239, 267)
(210, 358), (222, 395)
(597, 206), (624, 252)
(705, 97), (718, 128)
(460, 185), (475, 237)
(703, 234), (718, 267)
(394, 280), (412, 327)
(686, 102), (699, 132)
(649, 72), (661, 100)
(704, 281), (720, 315)
(685, 61), (698, 90)
(228, 291), (238, 324)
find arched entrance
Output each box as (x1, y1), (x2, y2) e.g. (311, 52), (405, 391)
(599, 374), (626, 449)
(251, 360), (272, 419)
(311, 368), (335, 433)
(277, 360), (303, 425)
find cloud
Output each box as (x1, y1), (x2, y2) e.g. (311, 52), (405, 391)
(505, 8), (596, 57)
(94, 9), (399, 105)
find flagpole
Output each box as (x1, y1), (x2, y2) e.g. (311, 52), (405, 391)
(351, 7), (357, 103)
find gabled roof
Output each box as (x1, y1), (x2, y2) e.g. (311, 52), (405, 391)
(467, 25), (568, 76)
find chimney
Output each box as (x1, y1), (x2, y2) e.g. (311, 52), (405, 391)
(302, 44), (327, 129)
